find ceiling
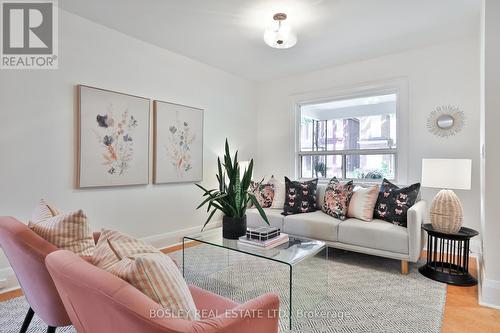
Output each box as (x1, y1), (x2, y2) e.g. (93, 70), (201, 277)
(60, 0), (481, 82)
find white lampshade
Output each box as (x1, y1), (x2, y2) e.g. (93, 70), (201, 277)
(264, 25), (297, 49)
(421, 158), (472, 190)
(263, 13), (297, 49)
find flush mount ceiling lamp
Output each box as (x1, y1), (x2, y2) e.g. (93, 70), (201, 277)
(263, 13), (297, 49)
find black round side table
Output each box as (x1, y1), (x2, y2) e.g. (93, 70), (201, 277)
(419, 223), (479, 286)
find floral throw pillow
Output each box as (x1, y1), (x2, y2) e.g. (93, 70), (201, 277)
(283, 177), (318, 215)
(322, 177), (354, 220)
(373, 179), (421, 227)
(249, 181), (275, 208)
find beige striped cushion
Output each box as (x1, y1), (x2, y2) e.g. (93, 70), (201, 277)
(92, 229), (158, 270)
(29, 209), (95, 256)
(110, 253), (198, 321)
(30, 199), (61, 224)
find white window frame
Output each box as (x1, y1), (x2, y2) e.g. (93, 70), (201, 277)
(289, 78), (409, 184)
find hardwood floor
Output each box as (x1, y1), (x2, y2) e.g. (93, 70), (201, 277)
(441, 257), (500, 333)
(1, 245), (499, 332)
(0, 288), (22, 302)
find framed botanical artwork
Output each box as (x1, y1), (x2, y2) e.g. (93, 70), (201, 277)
(153, 100), (203, 184)
(77, 85), (150, 187)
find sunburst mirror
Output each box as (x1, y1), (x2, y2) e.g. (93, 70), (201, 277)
(427, 105), (465, 138)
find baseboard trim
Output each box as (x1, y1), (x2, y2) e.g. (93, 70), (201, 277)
(140, 220), (221, 249)
(478, 253), (500, 309)
(0, 220), (222, 294)
(0, 267), (18, 294)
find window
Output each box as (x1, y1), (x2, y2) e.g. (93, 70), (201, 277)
(298, 93), (397, 181)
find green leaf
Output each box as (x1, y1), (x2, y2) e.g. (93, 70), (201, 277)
(217, 157), (224, 192)
(201, 208), (217, 231)
(196, 195), (214, 210)
(241, 159), (253, 191)
(233, 150), (238, 171)
(235, 168), (241, 217)
(207, 193), (227, 207)
(208, 201), (227, 215)
(205, 193), (227, 212)
(195, 183), (213, 194)
(248, 193), (270, 226)
(224, 139), (233, 174)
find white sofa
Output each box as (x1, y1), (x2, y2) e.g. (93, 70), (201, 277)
(247, 184), (427, 274)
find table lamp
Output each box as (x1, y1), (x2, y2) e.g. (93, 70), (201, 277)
(421, 158), (472, 233)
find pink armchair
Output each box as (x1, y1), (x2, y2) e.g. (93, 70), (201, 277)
(0, 217), (72, 333)
(45, 250), (280, 333)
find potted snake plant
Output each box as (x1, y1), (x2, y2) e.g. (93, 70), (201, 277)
(196, 139), (269, 239)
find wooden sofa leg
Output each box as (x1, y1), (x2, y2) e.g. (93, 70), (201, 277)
(401, 260), (409, 275)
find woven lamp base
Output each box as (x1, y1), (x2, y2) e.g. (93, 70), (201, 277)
(430, 189), (463, 233)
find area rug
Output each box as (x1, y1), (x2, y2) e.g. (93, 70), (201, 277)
(0, 247), (446, 333)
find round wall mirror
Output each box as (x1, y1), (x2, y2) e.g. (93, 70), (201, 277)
(436, 115), (455, 129)
(427, 105), (465, 138)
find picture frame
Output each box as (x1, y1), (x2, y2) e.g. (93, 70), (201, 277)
(77, 85), (150, 188)
(153, 100), (204, 184)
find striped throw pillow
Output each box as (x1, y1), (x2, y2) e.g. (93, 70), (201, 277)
(92, 229), (158, 270)
(30, 199), (61, 224)
(110, 253), (199, 321)
(29, 208), (95, 256)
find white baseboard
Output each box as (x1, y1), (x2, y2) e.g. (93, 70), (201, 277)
(140, 220), (221, 249)
(0, 220), (222, 294)
(477, 254), (500, 309)
(0, 267), (18, 293)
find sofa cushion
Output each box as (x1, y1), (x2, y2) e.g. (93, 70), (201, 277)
(373, 179), (421, 227)
(283, 177), (318, 215)
(316, 184), (327, 211)
(269, 176), (286, 209)
(283, 211), (340, 242)
(338, 218), (409, 254)
(347, 185), (379, 221)
(322, 177), (354, 221)
(30, 199), (61, 223)
(110, 252), (199, 321)
(247, 208), (284, 230)
(29, 207), (95, 256)
(92, 229), (158, 270)
(249, 180), (274, 208)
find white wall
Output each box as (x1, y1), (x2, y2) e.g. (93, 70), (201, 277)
(255, 38), (481, 242)
(479, 0), (500, 309)
(0, 10), (257, 287)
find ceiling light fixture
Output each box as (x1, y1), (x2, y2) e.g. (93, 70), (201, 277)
(264, 13), (297, 49)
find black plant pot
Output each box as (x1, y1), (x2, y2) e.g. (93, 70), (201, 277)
(222, 215), (247, 239)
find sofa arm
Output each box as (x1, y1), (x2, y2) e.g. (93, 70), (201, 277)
(193, 293), (280, 333)
(407, 200), (427, 263)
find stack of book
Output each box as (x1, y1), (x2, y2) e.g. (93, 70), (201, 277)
(238, 226), (289, 249)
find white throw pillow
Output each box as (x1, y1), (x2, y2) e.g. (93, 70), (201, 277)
(269, 176), (286, 209)
(347, 185), (379, 221)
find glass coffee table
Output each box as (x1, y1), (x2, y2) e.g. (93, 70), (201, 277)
(182, 227), (327, 329)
